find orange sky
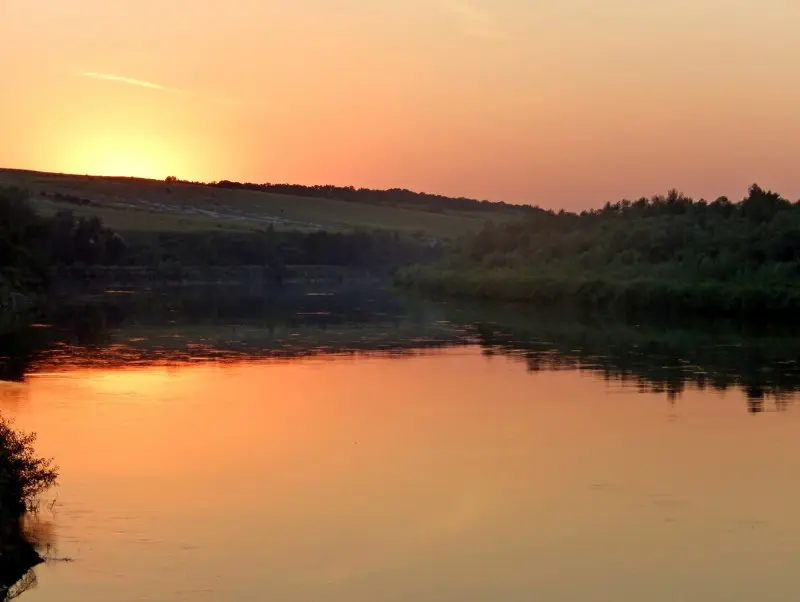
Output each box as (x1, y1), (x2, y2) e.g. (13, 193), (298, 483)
(3, 0), (799, 209)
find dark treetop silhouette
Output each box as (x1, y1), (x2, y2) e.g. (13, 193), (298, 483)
(399, 185), (800, 315)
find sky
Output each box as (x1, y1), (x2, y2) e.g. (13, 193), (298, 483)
(2, 0), (799, 210)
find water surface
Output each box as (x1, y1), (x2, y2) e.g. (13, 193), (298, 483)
(3, 288), (800, 601)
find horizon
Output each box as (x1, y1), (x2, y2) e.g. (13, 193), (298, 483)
(3, 0), (799, 210)
(6, 143), (794, 214)
(2, 166), (792, 211)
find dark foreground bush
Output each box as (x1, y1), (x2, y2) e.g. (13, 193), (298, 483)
(0, 417), (57, 599)
(0, 418), (57, 517)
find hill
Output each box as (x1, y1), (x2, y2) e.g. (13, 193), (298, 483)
(0, 169), (529, 238)
(1, 185), (449, 304)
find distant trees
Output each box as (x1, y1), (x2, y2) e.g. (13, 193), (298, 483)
(1, 188), (443, 296)
(166, 177), (532, 216)
(122, 228), (440, 270)
(444, 183), (800, 276)
(399, 184), (800, 314)
(0, 188), (129, 293)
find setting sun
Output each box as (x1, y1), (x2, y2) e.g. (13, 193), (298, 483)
(73, 145), (168, 180)
(4, 0), (800, 207)
(50, 109), (191, 180)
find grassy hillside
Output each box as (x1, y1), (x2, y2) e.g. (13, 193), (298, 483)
(0, 169), (522, 238)
(1, 186), (447, 300)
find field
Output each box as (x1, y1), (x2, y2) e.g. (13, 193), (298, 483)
(0, 168), (518, 238)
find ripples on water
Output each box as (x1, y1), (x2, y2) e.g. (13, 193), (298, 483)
(2, 285), (800, 601)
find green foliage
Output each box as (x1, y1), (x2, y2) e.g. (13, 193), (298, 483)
(120, 228), (440, 270)
(400, 185), (800, 314)
(0, 187), (127, 292)
(0, 188), (443, 297)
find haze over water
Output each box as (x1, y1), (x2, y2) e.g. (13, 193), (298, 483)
(2, 287), (800, 601)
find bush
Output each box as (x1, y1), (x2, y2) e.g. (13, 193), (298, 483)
(399, 184), (800, 315)
(0, 418), (58, 516)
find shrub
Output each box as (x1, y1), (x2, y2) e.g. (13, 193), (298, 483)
(0, 418), (58, 516)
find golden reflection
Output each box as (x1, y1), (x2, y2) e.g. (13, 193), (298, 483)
(0, 383), (26, 408)
(83, 368), (178, 396)
(8, 349), (800, 601)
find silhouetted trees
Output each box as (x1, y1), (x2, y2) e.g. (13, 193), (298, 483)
(120, 228), (440, 270)
(400, 185), (800, 314)
(0, 187), (127, 294)
(168, 177), (532, 216)
(0, 416), (57, 600)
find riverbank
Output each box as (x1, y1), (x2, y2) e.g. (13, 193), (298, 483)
(396, 266), (800, 316)
(0, 418), (58, 598)
(397, 185), (800, 317)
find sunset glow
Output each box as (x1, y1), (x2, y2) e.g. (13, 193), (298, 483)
(3, 0), (800, 208)
(62, 135), (187, 181)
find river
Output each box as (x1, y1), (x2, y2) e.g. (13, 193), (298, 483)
(2, 285), (800, 601)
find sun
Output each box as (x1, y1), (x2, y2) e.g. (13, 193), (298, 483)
(52, 119), (189, 180)
(74, 136), (179, 180)
(59, 137), (177, 180)
(87, 148), (165, 179)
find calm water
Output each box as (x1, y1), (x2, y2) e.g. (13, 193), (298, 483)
(2, 286), (800, 601)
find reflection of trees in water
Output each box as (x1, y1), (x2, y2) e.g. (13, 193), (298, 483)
(8, 288), (800, 413)
(0, 298), (122, 382)
(5, 570), (37, 600)
(53, 284), (414, 329)
(1, 287), (457, 381)
(0, 504), (64, 600)
(2, 514), (65, 601)
(462, 310), (800, 411)
(0, 518), (44, 601)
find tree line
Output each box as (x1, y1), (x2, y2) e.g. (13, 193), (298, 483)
(124, 228), (440, 270)
(166, 176), (533, 216)
(1, 187), (442, 296)
(398, 184), (800, 315)
(1, 187), (126, 294)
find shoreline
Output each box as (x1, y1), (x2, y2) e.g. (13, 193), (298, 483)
(396, 266), (800, 317)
